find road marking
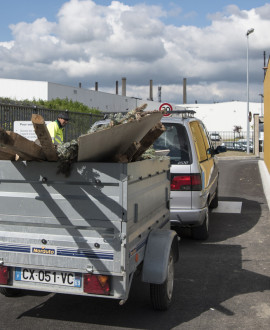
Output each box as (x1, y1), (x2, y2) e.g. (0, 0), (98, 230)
(212, 201), (242, 214)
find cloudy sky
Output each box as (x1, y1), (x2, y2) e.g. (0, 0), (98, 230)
(0, 0), (269, 104)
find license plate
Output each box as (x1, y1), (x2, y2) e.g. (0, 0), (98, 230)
(15, 267), (81, 287)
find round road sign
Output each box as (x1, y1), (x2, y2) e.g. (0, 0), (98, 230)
(159, 103), (173, 116)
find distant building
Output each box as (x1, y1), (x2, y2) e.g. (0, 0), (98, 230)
(0, 78), (182, 113)
(183, 101), (262, 132)
(0, 78), (261, 133)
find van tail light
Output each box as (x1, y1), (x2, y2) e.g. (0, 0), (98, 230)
(171, 174), (202, 191)
(0, 266), (10, 285)
(83, 274), (110, 295)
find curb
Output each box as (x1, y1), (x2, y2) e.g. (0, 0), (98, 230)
(258, 160), (270, 211)
(217, 156), (259, 161)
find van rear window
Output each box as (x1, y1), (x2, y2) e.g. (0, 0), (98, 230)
(153, 123), (191, 164)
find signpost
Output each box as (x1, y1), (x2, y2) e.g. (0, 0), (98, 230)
(159, 103), (173, 116)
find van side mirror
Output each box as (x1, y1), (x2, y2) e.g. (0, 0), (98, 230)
(207, 148), (216, 156)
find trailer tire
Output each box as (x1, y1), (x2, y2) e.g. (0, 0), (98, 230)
(0, 287), (21, 297)
(150, 250), (174, 310)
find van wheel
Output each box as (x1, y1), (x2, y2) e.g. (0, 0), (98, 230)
(0, 287), (21, 297)
(150, 250), (174, 310)
(210, 186), (219, 209)
(191, 206), (209, 240)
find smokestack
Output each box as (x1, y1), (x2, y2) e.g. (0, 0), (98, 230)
(79, 82), (82, 88)
(149, 80), (153, 101)
(183, 78), (187, 104)
(116, 80), (118, 95)
(122, 77), (126, 96)
(95, 82), (98, 91)
(158, 86), (162, 103)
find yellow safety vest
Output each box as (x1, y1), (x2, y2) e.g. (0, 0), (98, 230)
(47, 120), (64, 144)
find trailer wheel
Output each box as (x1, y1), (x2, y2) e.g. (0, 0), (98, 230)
(150, 250), (174, 310)
(0, 287), (21, 297)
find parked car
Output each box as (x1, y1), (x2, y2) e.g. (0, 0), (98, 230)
(236, 139), (254, 152)
(153, 111), (220, 240)
(210, 133), (222, 141)
(221, 141), (247, 152)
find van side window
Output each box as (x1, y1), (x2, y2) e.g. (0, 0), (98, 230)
(198, 123), (212, 159)
(189, 121), (208, 162)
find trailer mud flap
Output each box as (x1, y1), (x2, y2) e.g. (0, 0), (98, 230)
(141, 229), (179, 284)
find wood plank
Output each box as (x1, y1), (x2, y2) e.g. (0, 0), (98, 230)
(113, 142), (141, 162)
(31, 114), (58, 161)
(131, 122), (166, 161)
(0, 127), (46, 161)
(0, 146), (34, 161)
(0, 148), (16, 160)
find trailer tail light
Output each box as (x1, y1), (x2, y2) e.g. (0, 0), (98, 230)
(0, 266), (9, 285)
(83, 274), (110, 295)
(171, 174), (202, 191)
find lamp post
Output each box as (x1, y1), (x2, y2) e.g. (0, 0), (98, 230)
(246, 28), (254, 154)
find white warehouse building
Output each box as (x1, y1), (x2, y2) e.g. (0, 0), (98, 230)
(0, 78), (262, 132)
(0, 78), (183, 113)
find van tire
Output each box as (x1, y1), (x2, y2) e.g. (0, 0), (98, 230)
(0, 287), (21, 297)
(150, 250), (174, 310)
(191, 206), (209, 240)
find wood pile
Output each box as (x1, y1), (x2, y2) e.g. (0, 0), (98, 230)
(0, 105), (166, 165)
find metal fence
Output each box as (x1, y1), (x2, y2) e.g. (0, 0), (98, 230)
(0, 103), (104, 141)
(209, 130), (254, 152)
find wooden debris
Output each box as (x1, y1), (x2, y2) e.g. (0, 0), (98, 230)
(113, 141), (141, 162)
(0, 148), (16, 160)
(78, 111), (163, 162)
(31, 114), (58, 161)
(130, 122), (166, 161)
(0, 106), (166, 165)
(0, 127), (46, 161)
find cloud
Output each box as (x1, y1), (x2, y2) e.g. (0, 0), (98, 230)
(0, 0), (269, 104)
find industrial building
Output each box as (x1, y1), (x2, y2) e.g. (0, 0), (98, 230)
(0, 77), (262, 132)
(0, 77), (181, 113)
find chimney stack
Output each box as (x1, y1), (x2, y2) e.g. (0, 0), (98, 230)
(149, 80), (153, 101)
(95, 82), (98, 91)
(116, 80), (119, 95)
(183, 78), (187, 104)
(158, 86), (162, 103)
(79, 82), (82, 88)
(122, 77), (126, 96)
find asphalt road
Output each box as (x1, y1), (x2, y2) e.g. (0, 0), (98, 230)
(1, 159), (270, 330)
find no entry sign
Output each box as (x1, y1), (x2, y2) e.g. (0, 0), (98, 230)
(159, 103), (173, 116)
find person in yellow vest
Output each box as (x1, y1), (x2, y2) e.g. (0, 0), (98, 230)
(47, 112), (69, 145)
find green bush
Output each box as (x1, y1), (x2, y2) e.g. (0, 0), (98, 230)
(0, 97), (101, 115)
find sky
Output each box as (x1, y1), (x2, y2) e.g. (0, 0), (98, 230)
(0, 0), (269, 104)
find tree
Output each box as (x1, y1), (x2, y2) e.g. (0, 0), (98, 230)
(233, 125), (243, 138)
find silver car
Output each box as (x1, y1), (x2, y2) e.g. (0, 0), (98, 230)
(153, 111), (220, 240)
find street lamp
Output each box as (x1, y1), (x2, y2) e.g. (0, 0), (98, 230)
(246, 28), (254, 154)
